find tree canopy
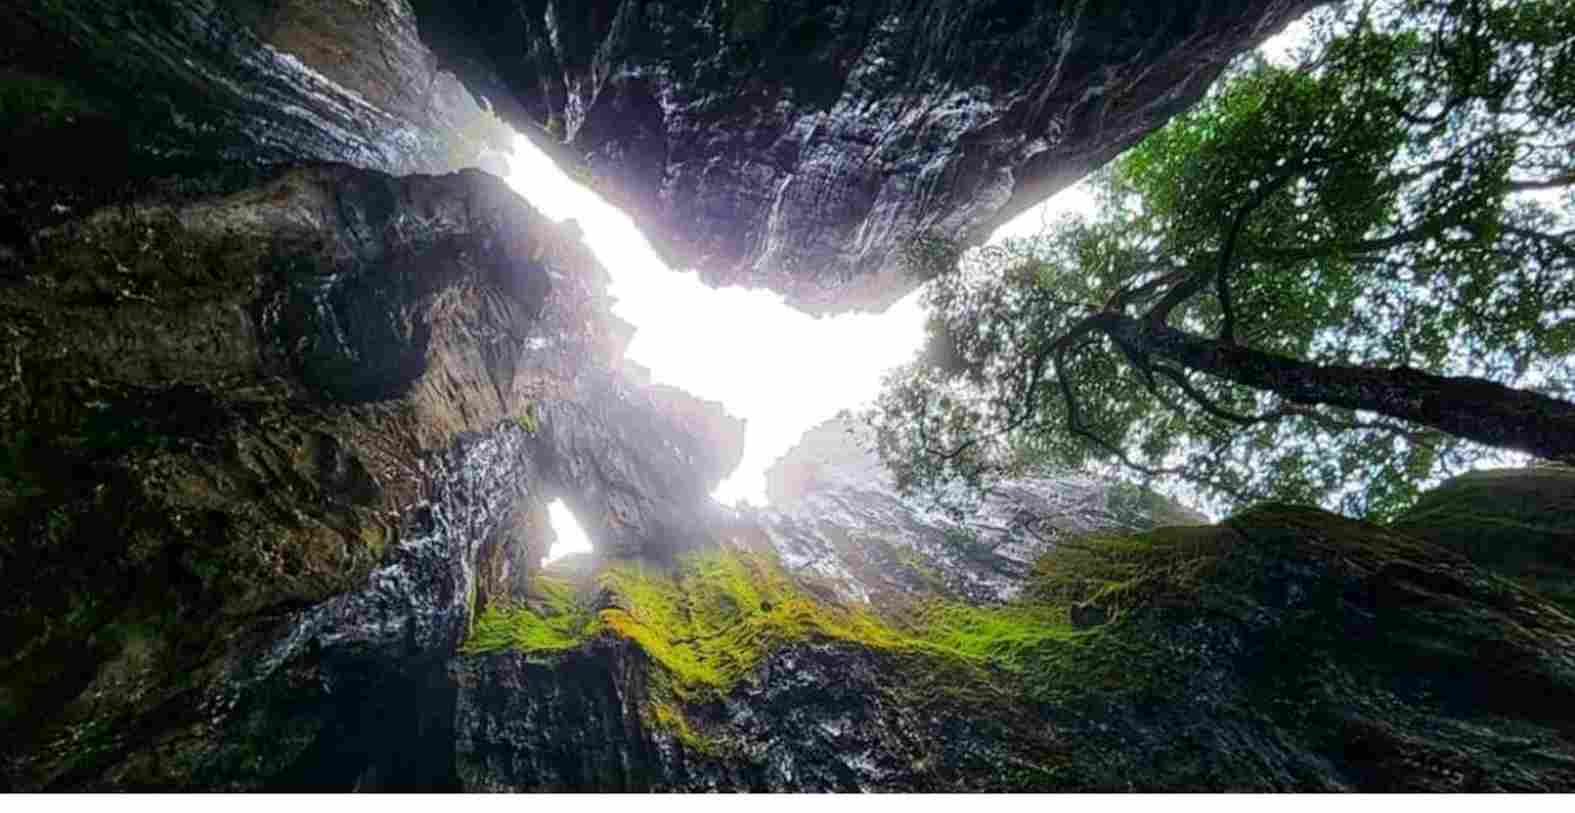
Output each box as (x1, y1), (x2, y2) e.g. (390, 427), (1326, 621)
(865, 0), (1575, 520)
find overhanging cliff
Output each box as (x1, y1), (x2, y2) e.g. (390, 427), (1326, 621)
(409, 0), (1320, 311)
(6, 1), (1319, 312)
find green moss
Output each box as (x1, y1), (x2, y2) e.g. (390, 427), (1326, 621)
(597, 550), (907, 696)
(513, 403), (539, 435)
(461, 535), (1234, 710)
(461, 572), (598, 655)
(646, 699), (727, 757)
(1390, 468), (1575, 616)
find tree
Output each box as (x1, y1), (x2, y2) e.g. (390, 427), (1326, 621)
(866, 0), (1575, 520)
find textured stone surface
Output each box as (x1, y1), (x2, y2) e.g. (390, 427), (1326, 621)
(411, 0), (1319, 311)
(1392, 466), (1575, 618)
(0, 163), (741, 789)
(453, 639), (1061, 792)
(452, 486), (1575, 791)
(748, 417), (1205, 607)
(1, 0), (512, 180)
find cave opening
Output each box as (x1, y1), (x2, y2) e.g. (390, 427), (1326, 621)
(544, 498), (595, 564)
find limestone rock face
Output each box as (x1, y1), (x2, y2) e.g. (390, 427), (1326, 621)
(749, 417), (1205, 607)
(0, 164), (740, 789)
(410, 0), (1318, 311)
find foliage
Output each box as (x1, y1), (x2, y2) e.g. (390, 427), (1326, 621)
(867, 0), (1575, 520)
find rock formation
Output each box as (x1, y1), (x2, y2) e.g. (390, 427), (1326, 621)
(409, 0), (1320, 311)
(2, 0), (513, 179)
(749, 416), (1206, 607)
(6, 1), (1316, 310)
(5, 0), (1575, 794)
(453, 483), (1575, 791)
(0, 163), (739, 789)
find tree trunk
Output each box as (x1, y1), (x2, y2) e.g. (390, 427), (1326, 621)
(1096, 313), (1575, 463)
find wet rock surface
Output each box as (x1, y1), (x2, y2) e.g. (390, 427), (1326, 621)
(1, 0), (512, 180)
(410, 0), (1318, 311)
(746, 417), (1206, 607)
(454, 485), (1575, 791)
(6, 0), (1575, 794)
(0, 163), (742, 789)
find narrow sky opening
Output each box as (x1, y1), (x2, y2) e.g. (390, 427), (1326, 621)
(503, 137), (1094, 510)
(544, 499), (594, 564)
(501, 17), (1319, 532)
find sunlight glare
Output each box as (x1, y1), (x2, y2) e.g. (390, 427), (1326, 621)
(544, 499), (594, 564)
(504, 136), (932, 506)
(504, 134), (1101, 508)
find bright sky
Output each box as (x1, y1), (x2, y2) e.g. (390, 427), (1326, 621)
(514, 19), (1318, 561)
(505, 138), (1090, 560)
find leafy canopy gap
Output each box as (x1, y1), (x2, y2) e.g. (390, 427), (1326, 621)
(868, 0), (1575, 521)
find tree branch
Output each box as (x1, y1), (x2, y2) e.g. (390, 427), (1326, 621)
(1507, 170), (1575, 193)
(1150, 365), (1288, 426)
(1101, 312), (1575, 463)
(1147, 171), (1296, 333)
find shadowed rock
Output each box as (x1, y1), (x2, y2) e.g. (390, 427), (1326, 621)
(410, 0), (1320, 312)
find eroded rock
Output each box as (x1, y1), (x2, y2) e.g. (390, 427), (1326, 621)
(1, 0), (512, 179)
(0, 163), (742, 789)
(453, 483), (1575, 791)
(411, 0), (1320, 311)
(745, 417), (1205, 607)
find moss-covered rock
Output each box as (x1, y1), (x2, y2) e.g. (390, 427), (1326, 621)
(455, 501), (1575, 791)
(1391, 467), (1575, 618)
(1, 162), (565, 790)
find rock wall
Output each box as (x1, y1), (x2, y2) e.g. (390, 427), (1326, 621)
(1, 0), (512, 180)
(6, 0), (1575, 794)
(0, 163), (740, 789)
(749, 416), (1206, 607)
(8, 0), (1321, 313)
(4, 160), (1573, 791)
(453, 480), (1575, 791)
(410, 0), (1320, 311)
